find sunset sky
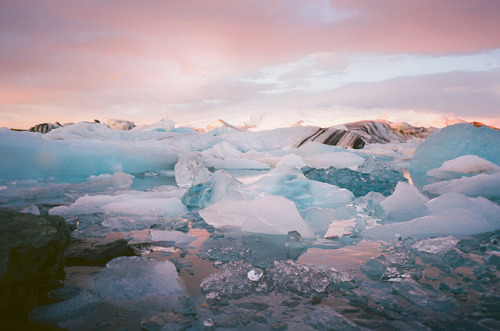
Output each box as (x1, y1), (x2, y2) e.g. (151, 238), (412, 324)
(1, 0), (499, 130)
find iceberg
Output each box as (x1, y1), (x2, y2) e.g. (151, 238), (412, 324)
(410, 124), (500, 188)
(199, 195), (315, 238)
(174, 154), (211, 188)
(182, 170), (244, 209)
(0, 128), (184, 181)
(248, 166), (353, 209)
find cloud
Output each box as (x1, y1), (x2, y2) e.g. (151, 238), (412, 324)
(1, 0), (499, 129)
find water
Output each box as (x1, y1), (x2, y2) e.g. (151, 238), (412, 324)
(16, 170), (500, 330)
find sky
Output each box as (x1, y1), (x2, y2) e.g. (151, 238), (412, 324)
(1, 0), (499, 130)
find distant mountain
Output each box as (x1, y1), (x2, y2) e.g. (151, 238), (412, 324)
(297, 120), (435, 149)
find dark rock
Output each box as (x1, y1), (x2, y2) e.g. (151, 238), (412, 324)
(64, 238), (136, 266)
(0, 210), (70, 326)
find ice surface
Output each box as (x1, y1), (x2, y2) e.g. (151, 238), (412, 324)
(302, 152), (365, 169)
(248, 166), (353, 209)
(423, 172), (500, 201)
(410, 123), (500, 188)
(50, 191), (188, 220)
(275, 153), (307, 169)
(362, 208), (496, 241)
(412, 236), (459, 255)
(299, 207), (336, 236)
(146, 229), (196, 244)
(0, 128), (185, 180)
(426, 155), (500, 179)
(182, 170), (244, 209)
(426, 193), (500, 226)
(199, 195), (315, 237)
(380, 182), (429, 222)
(200, 154), (271, 170)
(174, 154), (211, 188)
(93, 256), (182, 299)
(132, 118), (175, 132)
(203, 141), (242, 159)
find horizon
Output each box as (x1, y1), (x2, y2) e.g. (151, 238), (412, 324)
(1, 1), (499, 130)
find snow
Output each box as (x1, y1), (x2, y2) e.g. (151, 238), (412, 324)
(199, 195), (315, 238)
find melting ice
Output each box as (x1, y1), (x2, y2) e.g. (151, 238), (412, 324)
(1, 120), (500, 329)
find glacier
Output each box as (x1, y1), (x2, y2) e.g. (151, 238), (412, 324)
(1, 119), (500, 330)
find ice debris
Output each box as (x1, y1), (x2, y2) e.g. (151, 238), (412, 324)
(412, 236), (459, 255)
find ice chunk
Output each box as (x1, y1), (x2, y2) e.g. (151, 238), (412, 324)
(412, 236), (459, 255)
(201, 154), (271, 170)
(199, 195), (315, 238)
(174, 154), (211, 188)
(146, 229), (196, 244)
(247, 268), (264, 281)
(248, 166), (353, 209)
(275, 154), (306, 169)
(410, 124), (500, 188)
(381, 182), (428, 222)
(0, 128), (185, 181)
(426, 193), (500, 226)
(299, 207), (336, 236)
(50, 192), (187, 219)
(423, 172), (500, 201)
(293, 141), (352, 157)
(182, 170), (244, 209)
(324, 220), (357, 239)
(363, 208), (496, 241)
(426, 155), (500, 179)
(93, 256), (182, 299)
(203, 141), (242, 159)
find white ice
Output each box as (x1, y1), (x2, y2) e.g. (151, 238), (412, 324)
(380, 182), (429, 222)
(423, 172), (500, 200)
(426, 155), (500, 179)
(49, 191), (188, 219)
(199, 195), (315, 238)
